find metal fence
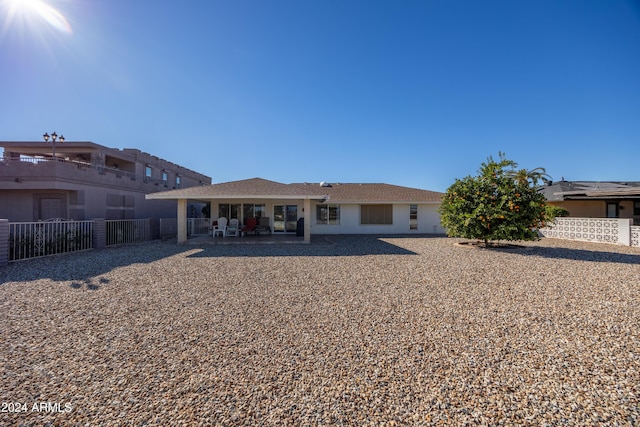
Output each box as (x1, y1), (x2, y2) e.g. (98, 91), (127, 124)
(106, 219), (151, 246)
(187, 218), (210, 236)
(159, 218), (178, 239)
(9, 220), (93, 261)
(2, 218), (165, 264)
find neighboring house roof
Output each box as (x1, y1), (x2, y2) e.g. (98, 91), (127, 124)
(541, 181), (640, 201)
(146, 178), (444, 203)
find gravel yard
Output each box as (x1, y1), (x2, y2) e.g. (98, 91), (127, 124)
(1, 235), (639, 426)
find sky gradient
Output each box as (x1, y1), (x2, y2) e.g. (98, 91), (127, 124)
(1, 0), (639, 192)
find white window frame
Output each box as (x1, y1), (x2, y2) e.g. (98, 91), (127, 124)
(316, 204), (340, 225)
(410, 204), (418, 230)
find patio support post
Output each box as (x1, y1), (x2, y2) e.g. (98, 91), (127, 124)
(304, 198), (311, 243)
(177, 198), (187, 243)
(210, 200), (216, 220)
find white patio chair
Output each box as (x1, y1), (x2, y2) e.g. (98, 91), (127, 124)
(213, 217), (227, 237)
(225, 218), (239, 237)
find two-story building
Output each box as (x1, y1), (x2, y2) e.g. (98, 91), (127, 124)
(0, 140), (211, 222)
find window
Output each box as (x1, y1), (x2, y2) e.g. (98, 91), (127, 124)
(175, 175), (181, 188)
(243, 203), (265, 220)
(145, 165), (152, 180)
(361, 204), (393, 225)
(316, 204), (340, 225)
(409, 204), (418, 230)
(162, 171), (168, 185)
(606, 202), (618, 218)
(219, 204), (240, 220)
(635, 201), (640, 216)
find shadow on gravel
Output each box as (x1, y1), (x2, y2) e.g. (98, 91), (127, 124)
(0, 242), (195, 285)
(69, 277), (110, 291)
(0, 237), (421, 285)
(522, 246), (640, 265)
(186, 235), (419, 258)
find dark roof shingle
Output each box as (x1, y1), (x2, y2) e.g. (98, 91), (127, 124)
(293, 182), (443, 203)
(147, 178), (444, 202)
(541, 181), (640, 201)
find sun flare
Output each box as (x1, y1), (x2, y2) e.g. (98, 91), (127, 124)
(2, 0), (72, 34)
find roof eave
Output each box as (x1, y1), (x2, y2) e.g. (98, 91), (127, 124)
(324, 199), (442, 204)
(146, 194), (325, 200)
(564, 195), (640, 200)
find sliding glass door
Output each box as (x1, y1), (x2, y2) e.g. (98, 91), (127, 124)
(273, 205), (298, 232)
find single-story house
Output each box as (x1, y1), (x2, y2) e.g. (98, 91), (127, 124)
(541, 180), (640, 221)
(146, 178), (444, 243)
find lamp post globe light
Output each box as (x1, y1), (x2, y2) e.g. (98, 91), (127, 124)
(43, 132), (65, 158)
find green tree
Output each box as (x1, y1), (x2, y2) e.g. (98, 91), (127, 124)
(507, 166), (552, 186)
(439, 153), (550, 246)
(545, 205), (570, 219)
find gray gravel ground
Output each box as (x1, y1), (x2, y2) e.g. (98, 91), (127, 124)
(1, 235), (639, 426)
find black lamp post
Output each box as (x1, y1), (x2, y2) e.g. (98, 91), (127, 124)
(43, 132), (65, 158)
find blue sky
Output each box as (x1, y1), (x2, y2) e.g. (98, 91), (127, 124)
(1, 0), (639, 192)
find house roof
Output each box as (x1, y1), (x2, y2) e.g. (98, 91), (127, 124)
(146, 178), (316, 200)
(541, 181), (640, 201)
(146, 178), (444, 203)
(294, 182), (444, 203)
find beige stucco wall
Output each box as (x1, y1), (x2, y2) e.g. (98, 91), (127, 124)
(550, 200), (636, 219)
(619, 200), (637, 219)
(309, 202), (443, 234)
(550, 200), (605, 218)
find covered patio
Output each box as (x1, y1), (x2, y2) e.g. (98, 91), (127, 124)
(146, 178), (329, 244)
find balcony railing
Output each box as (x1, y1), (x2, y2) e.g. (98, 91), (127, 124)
(0, 156), (150, 183)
